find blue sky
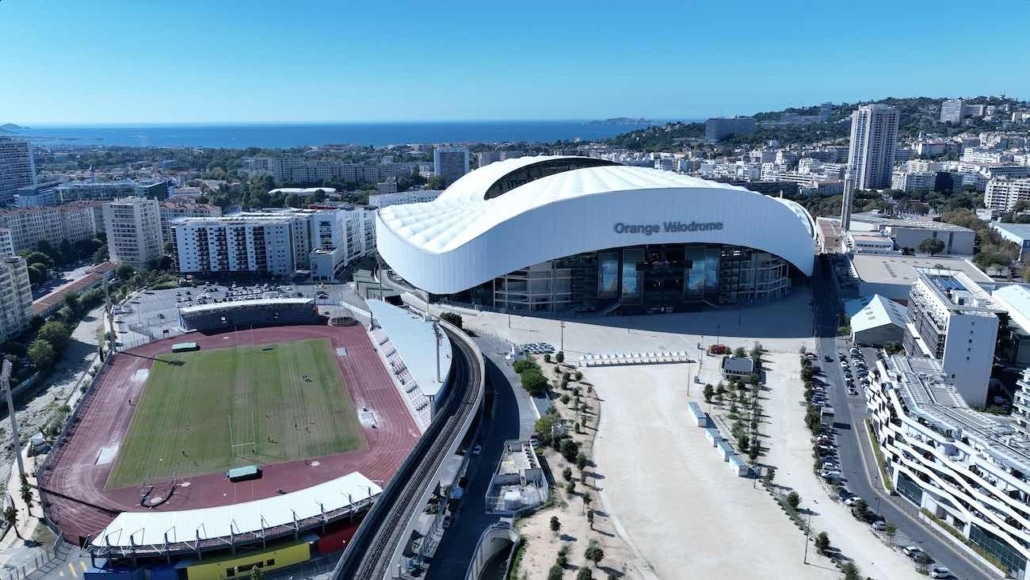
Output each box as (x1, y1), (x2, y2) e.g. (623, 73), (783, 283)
(0, 0), (1027, 124)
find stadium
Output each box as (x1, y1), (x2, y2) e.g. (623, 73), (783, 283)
(37, 298), (437, 579)
(376, 156), (818, 313)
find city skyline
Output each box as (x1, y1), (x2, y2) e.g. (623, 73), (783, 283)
(0, 0), (1027, 124)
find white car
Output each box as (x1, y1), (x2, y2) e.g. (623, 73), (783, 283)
(902, 546), (922, 558)
(930, 566), (951, 579)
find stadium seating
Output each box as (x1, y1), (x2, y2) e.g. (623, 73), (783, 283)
(180, 300), (324, 333)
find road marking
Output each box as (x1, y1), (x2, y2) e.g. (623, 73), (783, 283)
(80, 561), (88, 571)
(68, 562), (78, 577)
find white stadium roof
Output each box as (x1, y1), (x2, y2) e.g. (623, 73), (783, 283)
(377, 156), (817, 295)
(92, 472), (380, 550)
(179, 298), (313, 315)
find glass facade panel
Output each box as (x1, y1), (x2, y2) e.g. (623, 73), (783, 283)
(598, 252), (619, 298)
(970, 524), (1027, 578)
(621, 248), (643, 301)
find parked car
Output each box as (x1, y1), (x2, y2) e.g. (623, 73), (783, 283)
(871, 521), (887, 531)
(442, 514), (453, 529)
(929, 566), (951, 579)
(824, 355), (833, 362)
(902, 546), (922, 558)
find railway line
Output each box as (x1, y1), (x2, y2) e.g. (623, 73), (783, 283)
(331, 325), (484, 579)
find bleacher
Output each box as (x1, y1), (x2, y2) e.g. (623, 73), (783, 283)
(180, 298), (322, 333)
(368, 327), (432, 431)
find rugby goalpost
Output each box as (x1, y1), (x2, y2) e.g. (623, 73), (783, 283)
(228, 412), (257, 461)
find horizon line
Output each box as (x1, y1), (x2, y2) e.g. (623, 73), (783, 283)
(9, 118), (695, 129)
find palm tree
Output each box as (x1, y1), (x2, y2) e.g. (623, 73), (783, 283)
(4, 505), (19, 539)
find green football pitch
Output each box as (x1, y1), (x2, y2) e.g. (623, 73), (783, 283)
(106, 338), (366, 489)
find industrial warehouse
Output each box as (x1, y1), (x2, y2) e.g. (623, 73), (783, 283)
(376, 156), (818, 313)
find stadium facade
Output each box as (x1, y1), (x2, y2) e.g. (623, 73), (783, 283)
(376, 156), (817, 313)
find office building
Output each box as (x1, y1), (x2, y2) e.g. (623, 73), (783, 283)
(433, 147), (470, 186)
(0, 138), (36, 205)
(847, 104), (899, 190)
(902, 267), (999, 407)
(940, 99), (965, 124)
(986, 179), (1030, 212)
(0, 227), (33, 343)
(103, 198), (164, 269)
(377, 156), (817, 313)
(704, 117), (757, 143)
(868, 355), (1030, 579)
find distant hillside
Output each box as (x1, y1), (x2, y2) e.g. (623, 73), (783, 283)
(0, 123), (25, 131)
(610, 95), (1024, 151)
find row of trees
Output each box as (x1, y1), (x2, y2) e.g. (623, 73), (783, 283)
(20, 237), (108, 288)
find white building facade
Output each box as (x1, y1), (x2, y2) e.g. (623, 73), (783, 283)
(433, 147), (470, 186)
(103, 198), (164, 269)
(869, 355), (1030, 579)
(0, 138), (36, 205)
(902, 268), (999, 407)
(986, 179), (1030, 212)
(847, 104), (900, 190)
(0, 228), (33, 343)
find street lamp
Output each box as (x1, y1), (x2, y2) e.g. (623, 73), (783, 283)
(559, 321), (565, 353)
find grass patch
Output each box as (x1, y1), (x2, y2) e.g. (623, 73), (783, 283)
(107, 338), (365, 488)
(865, 420), (894, 493)
(507, 538), (527, 580)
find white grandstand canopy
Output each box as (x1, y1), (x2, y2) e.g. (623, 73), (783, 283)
(368, 299), (452, 398)
(179, 298), (313, 315)
(91, 472), (380, 550)
(377, 155), (816, 295)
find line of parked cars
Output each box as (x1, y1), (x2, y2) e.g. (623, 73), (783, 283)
(521, 342), (555, 354)
(839, 347), (871, 396)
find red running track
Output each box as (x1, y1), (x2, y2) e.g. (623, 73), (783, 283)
(40, 325), (420, 544)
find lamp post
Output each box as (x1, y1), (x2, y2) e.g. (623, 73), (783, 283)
(559, 321), (565, 353)
(803, 511), (812, 564)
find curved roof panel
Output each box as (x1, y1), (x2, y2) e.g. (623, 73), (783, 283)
(378, 157), (816, 294)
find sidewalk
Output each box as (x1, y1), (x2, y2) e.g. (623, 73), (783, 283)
(0, 450), (46, 566)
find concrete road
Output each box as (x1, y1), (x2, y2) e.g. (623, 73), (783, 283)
(424, 348), (524, 579)
(812, 259), (993, 580)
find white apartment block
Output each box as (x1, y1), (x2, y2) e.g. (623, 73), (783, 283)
(0, 204), (99, 253)
(240, 157), (431, 186)
(0, 228), (33, 343)
(847, 104), (899, 190)
(940, 99), (965, 124)
(159, 202), (222, 246)
(0, 138), (36, 205)
(172, 215), (300, 276)
(986, 179), (1030, 212)
(309, 207), (377, 280)
(103, 198), (164, 269)
(963, 148), (1014, 165)
(902, 268), (999, 407)
(868, 355), (1030, 579)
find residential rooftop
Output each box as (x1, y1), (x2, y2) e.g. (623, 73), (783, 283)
(851, 212), (975, 233)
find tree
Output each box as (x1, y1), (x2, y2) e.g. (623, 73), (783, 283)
(918, 237), (946, 256)
(587, 509), (595, 529)
(565, 480), (576, 494)
(549, 565), (564, 580)
(733, 346), (747, 358)
(116, 264), (135, 280)
(59, 239), (75, 263)
(550, 515), (562, 536)
(576, 452), (588, 472)
(535, 412), (560, 446)
(555, 351), (565, 363)
(703, 383), (714, 404)
(884, 521), (897, 546)
(3, 505), (17, 539)
(63, 293), (81, 314)
(814, 532), (830, 554)
(440, 312), (463, 329)
(28, 340), (57, 371)
(521, 370), (550, 396)
(560, 438), (580, 463)
(26, 264), (46, 286)
(763, 466), (776, 485)
(19, 474), (32, 516)
(23, 251), (53, 269)
(582, 493), (592, 514)
(841, 562), (861, 580)
(851, 498), (868, 518)
(576, 568), (593, 580)
(38, 320), (72, 351)
(786, 491), (801, 511)
(584, 539), (605, 568)
(562, 467), (573, 482)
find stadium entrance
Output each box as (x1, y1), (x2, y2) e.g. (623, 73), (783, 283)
(451, 244), (803, 314)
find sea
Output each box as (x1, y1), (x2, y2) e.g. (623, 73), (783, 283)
(4, 120), (664, 149)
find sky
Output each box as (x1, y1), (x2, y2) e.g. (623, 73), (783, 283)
(0, 0), (1028, 125)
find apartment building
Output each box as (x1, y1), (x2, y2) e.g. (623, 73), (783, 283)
(902, 268), (999, 407)
(240, 156), (431, 186)
(986, 179), (1030, 212)
(55, 180), (168, 203)
(868, 355), (1030, 579)
(308, 207), (377, 280)
(847, 104), (899, 190)
(940, 99), (965, 124)
(103, 198), (164, 269)
(171, 214), (307, 276)
(0, 203), (99, 252)
(433, 147), (470, 186)
(158, 201), (222, 245)
(0, 138), (36, 205)
(367, 190), (443, 209)
(14, 181), (61, 207)
(0, 228), (33, 343)
(891, 170), (938, 193)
